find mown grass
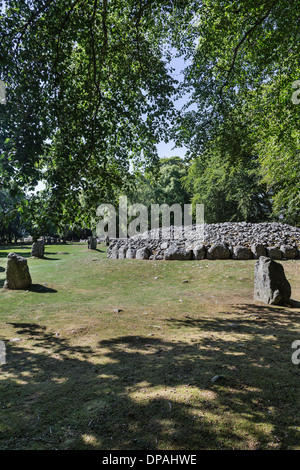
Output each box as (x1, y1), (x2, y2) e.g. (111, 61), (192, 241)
(0, 243), (300, 450)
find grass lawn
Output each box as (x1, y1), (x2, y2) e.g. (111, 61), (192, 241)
(0, 242), (300, 450)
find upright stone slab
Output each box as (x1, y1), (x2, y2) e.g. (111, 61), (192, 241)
(254, 256), (291, 305)
(88, 236), (97, 250)
(4, 253), (32, 290)
(31, 240), (45, 258)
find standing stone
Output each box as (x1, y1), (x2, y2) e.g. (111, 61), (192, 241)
(88, 236), (97, 250)
(4, 253), (32, 290)
(31, 240), (45, 258)
(254, 256), (291, 305)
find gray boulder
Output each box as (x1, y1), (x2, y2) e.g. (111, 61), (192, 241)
(110, 246), (119, 259)
(4, 253), (32, 290)
(31, 240), (45, 258)
(280, 245), (297, 259)
(254, 256), (291, 305)
(267, 247), (282, 260)
(136, 247), (150, 260)
(126, 248), (136, 259)
(164, 246), (193, 261)
(232, 246), (253, 260)
(193, 245), (206, 260)
(251, 243), (266, 259)
(118, 246), (127, 259)
(207, 244), (230, 260)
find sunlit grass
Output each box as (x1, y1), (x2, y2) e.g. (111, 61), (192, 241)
(0, 243), (300, 449)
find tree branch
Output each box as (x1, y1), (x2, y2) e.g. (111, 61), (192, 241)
(219, 3), (276, 98)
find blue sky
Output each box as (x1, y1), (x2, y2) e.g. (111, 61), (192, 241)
(156, 53), (191, 159)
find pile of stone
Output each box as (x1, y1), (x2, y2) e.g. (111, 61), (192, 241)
(107, 222), (300, 260)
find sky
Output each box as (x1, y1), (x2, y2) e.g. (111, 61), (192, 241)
(156, 54), (192, 159)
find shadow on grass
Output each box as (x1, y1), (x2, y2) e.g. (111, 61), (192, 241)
(28, 284), (58, 293)
(0, 248), (31, 258)
(1, 303), (300, 450)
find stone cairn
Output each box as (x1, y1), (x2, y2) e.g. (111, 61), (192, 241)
(4, 252), (32, 290)
(106, 222), (300, 261)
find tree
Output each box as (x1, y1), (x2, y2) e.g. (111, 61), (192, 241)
(129, 156), (191, 206)
(0, 189), (29, 243)
(183, 147), (272, 224)
(0, 0), (192, 224)
(176, 0), (300, 223)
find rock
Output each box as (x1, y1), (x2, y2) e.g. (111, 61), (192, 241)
(207, 244), (230, 260)
(211, 375), (226, 383)
(266, 247), (282, 260)
(254, 256), (291, 305)
(232, 246), (253, 260)
(251, 243), (266, 259)
(31, 240), (45, 258)
(88, 236), (97, 250)
(193, 245), (206, 260)
(160, 242), (169, 250)
(126, 248), (136, 259)
(106, 222), (300, 262)
(136, 247), (150, 260)
(110, 246), (119, 259)
(280, 245), (297, 259)
(4, 252), (32, 290)
(164, 246), (193, 260)
(118, 246), (127, 259)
